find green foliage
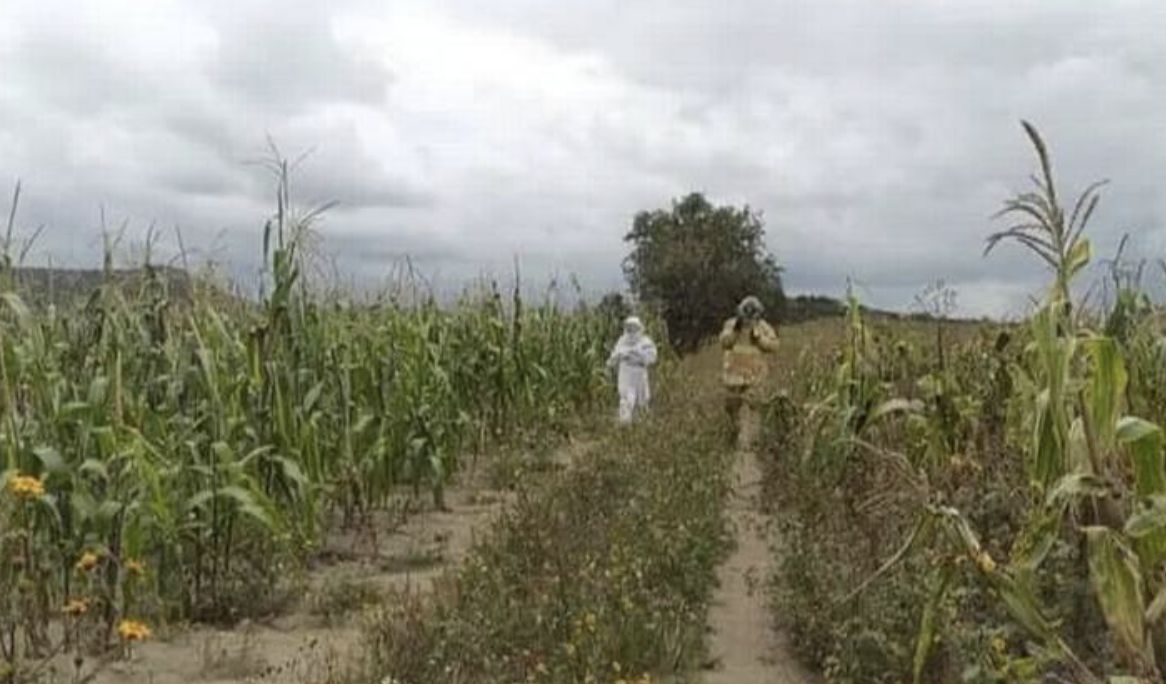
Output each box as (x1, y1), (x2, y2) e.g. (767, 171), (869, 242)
(0, 165), (618, 679)
(984, 120), (1105, 304)
(622, 192), (783, 351)
(359, 379), (730, 684)
(766, 122), (1166, 684)
(1085, 528), (1146, 664)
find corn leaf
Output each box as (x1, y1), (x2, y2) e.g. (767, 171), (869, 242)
(1085, 526), (1146, 659)
(993, 571), (1056, 642)
(1125, 496), (1166, 539)
(1011, 509), (1063, 573)
(1067, 237), (1092, 279)
(1118, 417), (1166, 497)
(1118, 417), (1166, 567)
(1047, 471), (1108, 507)
(1084, 337), (1127, 451)
(869, 398), (924, 425)
(1032, 389), (1064, 490)
(1144, 583), (1166, 625)
(913, 564), (953, 684)
(31, 446), (66, 474)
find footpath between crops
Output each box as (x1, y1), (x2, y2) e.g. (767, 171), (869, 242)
(352, 359), (733, 684)
(703, 444), (819, 684)
(49, 446), (558, 684)
(354, 348), (821, 684)
(57, 350), (821, 684)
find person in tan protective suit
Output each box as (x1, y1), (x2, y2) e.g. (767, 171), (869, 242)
(719, 295), (779, 449)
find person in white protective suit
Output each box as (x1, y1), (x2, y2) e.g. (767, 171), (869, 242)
(606, 316), (658, 424)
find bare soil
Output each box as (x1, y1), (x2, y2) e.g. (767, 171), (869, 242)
(704, 447), (819, 684)
(42, 471), (520, 684)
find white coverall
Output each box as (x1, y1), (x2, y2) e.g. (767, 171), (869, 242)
(607, 317), (658, 424)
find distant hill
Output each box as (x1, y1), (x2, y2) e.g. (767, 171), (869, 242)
(780, 294), (849, 322)
(6, 265), (193, 307)
(780, 294), (986, 325)
(781, 294), (905, 323)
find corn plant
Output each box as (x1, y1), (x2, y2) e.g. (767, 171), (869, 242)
(923, 123), (1166, 681)
(0, 158), (620, 677)
(807, 122), (1166, 683)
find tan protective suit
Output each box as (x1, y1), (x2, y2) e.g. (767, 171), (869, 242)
(720, 316), (779, 449)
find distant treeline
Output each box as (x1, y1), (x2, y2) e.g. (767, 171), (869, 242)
(780, 294), (987, 325)
(6, 265), (986, 328)
(8, 265), (193, 307)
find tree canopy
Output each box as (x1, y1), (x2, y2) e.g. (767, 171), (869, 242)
(622, 193), (784, 352)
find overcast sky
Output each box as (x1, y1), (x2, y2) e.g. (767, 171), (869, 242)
(2, 1), (1165, 316)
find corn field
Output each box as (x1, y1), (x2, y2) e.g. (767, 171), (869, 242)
(0, 167), (621, 678)
(768, 123), (1166, 684)
(13, 120), (1166, 684)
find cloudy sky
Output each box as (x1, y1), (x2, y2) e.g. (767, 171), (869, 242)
(2, 0), (1165, 316)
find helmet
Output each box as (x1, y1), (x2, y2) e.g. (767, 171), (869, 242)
(737, 296), (764, 321)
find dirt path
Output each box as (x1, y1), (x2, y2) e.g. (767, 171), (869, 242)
(62, 485), (509, 684)
(704, 447), (819, 684)
(58, 438), (604, 684)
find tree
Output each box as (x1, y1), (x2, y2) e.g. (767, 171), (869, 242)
(594, 291), (631, 333)
(623, 193), (783, 352)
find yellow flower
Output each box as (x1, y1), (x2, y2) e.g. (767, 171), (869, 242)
(6, 474), (45, 500)
(76, 551), (101, 573)
(124, 559), (145, 576)
(63, 598), (89, 617)
(991, 636), (1007, 654)
(583, 612), (597, 632)
(117, 619), (151, 642)
(976, 550), (997, 573)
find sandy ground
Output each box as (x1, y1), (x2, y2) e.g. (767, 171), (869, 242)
(28, 403), (825, 684)
(704, 447), (819, 684)
(40, 436), (607, 684)
(39, 472), (521, 684)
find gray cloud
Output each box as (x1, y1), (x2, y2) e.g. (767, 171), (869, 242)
(192, 2), (392, 112)
(2, 0), (1166, 316)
